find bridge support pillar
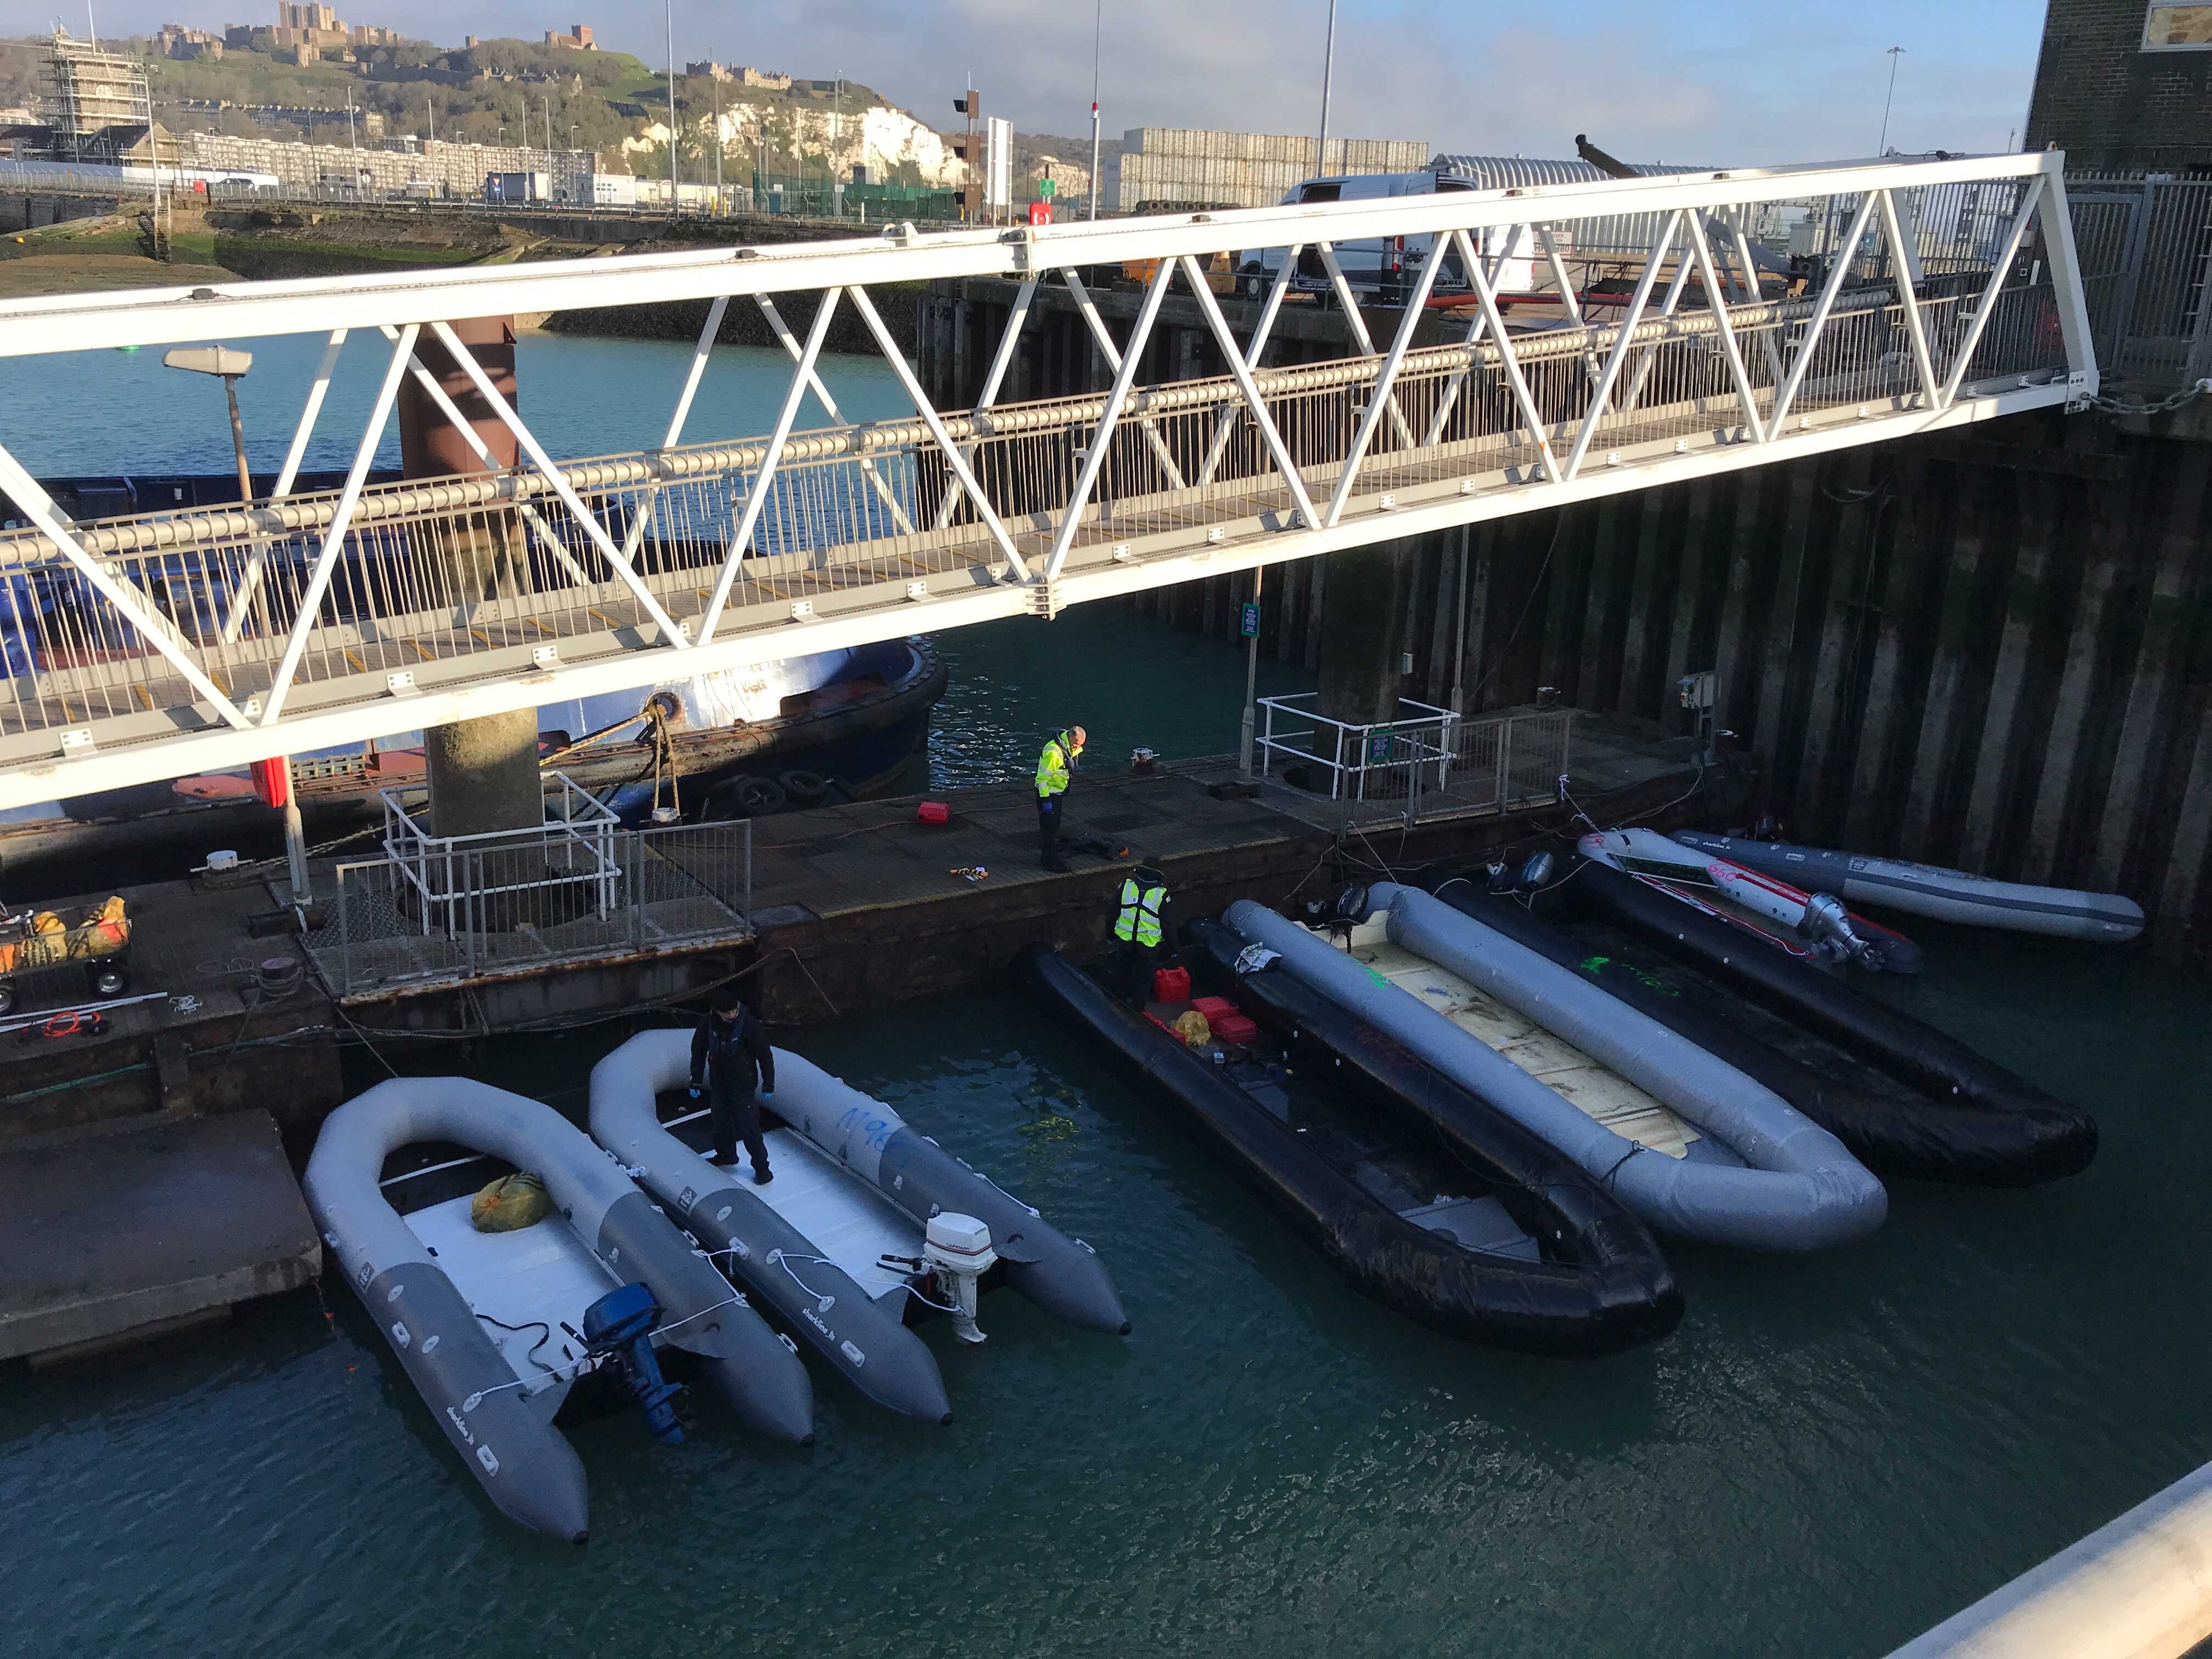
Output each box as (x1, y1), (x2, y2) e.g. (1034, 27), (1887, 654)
(1316, 534), (1424, 726)
(397, 317), (546, 840)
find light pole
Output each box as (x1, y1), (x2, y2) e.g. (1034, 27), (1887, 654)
(1088, 0), (1102, 218)
(1878, 46), (1905, 155)
(664, 0), (680, 214)
(163, 345), (311, 907)
(1316, 0), (1338, 176)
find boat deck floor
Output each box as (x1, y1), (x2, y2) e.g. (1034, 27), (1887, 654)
(405, 1194), (611, 1403)
(1330, 918), (1699, 1159)
(670, 1110), (920, 1304)
(1150, 999), (1542, 1260)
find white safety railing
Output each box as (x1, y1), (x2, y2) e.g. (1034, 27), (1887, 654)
(312, 814), (752, 997)
(379, 771), (624, 938)
(0, 150), (2096, 809)
(1254, 696), (1572, 827)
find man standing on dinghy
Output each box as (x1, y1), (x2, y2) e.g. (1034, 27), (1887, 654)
(690, 991), (776, 1184)
(1035, 725), (1086, 873)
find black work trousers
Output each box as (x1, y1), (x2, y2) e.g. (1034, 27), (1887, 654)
(709, 1077), (769, 1173)
(1118, 939), (1160, 1006)
(1037, 793), (1065, 867)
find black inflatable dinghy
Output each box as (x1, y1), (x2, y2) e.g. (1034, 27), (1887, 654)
(1018, 928), (1682, 1358)
(1483, 859), (2098, 1187)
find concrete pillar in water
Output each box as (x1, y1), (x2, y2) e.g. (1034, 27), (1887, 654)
(1316, 534), (1422, 726)
(396, 317), (543, 840)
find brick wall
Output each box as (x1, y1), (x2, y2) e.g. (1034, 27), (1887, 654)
(2027, 0), (2212, 170)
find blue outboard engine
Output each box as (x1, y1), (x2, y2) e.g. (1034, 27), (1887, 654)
(582, 1282), (685, 1444)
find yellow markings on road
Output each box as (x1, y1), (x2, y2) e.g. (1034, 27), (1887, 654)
(410, 640), (436, 662)
(344, 650), (366, 673)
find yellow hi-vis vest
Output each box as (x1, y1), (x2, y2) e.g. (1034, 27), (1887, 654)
(1036, 732), (1077, 798)
(1115, 877), (1165, 947)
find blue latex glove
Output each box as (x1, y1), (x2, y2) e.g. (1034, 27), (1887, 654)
(687, 1086), (701, 1099)
(759, 1088), (774, 1101)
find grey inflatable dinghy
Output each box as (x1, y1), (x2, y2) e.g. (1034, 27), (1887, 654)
(304, 1077), (814, 1542)
(591, 1031), (1128, 1372)
(1671, 831), (2146, 943)
(1227, 886), (1887, 1251)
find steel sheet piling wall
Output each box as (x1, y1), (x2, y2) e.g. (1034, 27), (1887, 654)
(931, 256), (2212, 960)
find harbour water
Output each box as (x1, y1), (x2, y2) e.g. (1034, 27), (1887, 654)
(4, 337), (2208, 1657)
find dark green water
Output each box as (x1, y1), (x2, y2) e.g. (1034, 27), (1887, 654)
(5, 340), (2208, 1658)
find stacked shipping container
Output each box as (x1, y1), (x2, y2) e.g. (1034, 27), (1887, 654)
(1110, 127), (1429, 210)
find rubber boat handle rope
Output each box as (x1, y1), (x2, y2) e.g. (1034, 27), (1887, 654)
(768, 1249), (840, 1311)
(963, 1167), (1041, 1217)
(456, 1286), (754, 1412)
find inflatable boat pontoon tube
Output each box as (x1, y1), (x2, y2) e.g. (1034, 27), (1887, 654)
(303, 1077), (815, 1541)
(591, 1031), (955, 1422)
(1227, 889), (1887, 1251)
(1532, 857), (2099, 1173)
(1671, 831), (2146, 944)
(1019, 932), (1683, 1356)
(1423, 870), (2096, 1186)
(595, 1032), (1127, 1339)
(1581, 828), (1922, 972)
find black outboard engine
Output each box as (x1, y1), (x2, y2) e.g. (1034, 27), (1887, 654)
(1482, 851), (1556, 894)
(1798, 891), (1882, 971)
(582, 1282), (685, 1444)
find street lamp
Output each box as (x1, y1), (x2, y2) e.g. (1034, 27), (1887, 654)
(163, 343), (312, 908)
(1878, 46), (1905, 155)
(1088, 0), (1102, 219)
(1316, 0), (1338, 176)
(162, 345), (253, 502)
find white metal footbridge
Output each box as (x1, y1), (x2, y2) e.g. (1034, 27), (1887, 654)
(0, 150), (2094, 808)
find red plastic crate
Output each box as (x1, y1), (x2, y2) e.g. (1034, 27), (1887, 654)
(1209, 1012), (1259, 1046)
(1152, 966), (1191, 1005)
(1190, 995), (1238, 1022)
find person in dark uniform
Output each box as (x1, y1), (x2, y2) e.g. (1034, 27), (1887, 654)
(689, 989), (776, 1183)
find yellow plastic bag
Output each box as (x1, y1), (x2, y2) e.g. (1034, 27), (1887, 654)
(470, 1171), (554, 1233)
(1173, 1009), (1212, 1049)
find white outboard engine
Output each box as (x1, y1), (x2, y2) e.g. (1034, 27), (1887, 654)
(923, 1212), (997, 1345)
(1799, 891), (1881, 970)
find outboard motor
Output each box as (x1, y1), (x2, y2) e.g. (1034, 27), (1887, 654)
(582, 1282), (685, 1444)
(1482, 851), (1557, 894)
(1799, 891), (1882, 971)
(923, 1212), (998, 1345)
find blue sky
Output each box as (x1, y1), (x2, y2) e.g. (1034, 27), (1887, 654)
(58, 0), (2051, 163)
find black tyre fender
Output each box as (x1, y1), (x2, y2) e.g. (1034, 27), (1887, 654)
(709, 775), (788, 817)
(778, 768), (831, 805)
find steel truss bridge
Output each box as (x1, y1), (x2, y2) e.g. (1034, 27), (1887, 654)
(0, 150), (2095, 809)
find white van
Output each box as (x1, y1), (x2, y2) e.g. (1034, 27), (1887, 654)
(1237, 169), (1539, 306)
